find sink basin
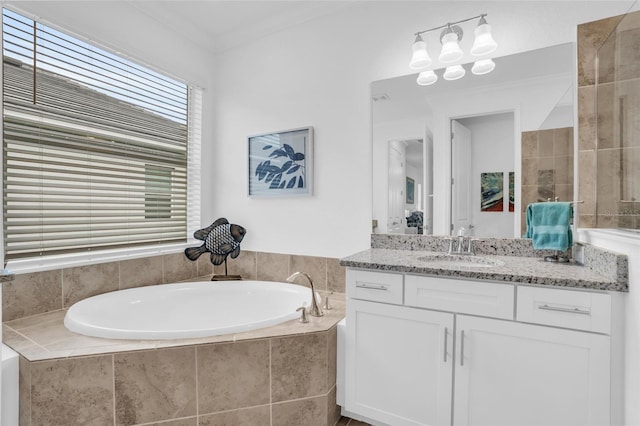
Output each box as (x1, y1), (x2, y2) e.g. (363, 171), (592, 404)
(417, 254), (504, 269)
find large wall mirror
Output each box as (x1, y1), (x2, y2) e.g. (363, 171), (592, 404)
(372, 42), (575, 238)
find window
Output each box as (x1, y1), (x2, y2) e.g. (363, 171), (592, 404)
(2, 9), (192, 260)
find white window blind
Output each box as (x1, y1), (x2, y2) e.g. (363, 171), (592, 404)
(2, 9), (189, 260)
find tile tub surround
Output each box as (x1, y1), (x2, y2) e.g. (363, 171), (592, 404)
(2, 250), (346, 322)
(4, 297), (344, 425)
(370, 234), (628, 289)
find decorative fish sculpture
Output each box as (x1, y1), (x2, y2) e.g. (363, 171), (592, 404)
(184, 218), (246, 265)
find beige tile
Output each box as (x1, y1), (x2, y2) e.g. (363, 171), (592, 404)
(521, 158), (538, 187)
(272, 395), (327, 426)
(19, 356), (31, 426)
(120, 256), (163, 289)
(147, 417), (197, 426)
(2, 269), (63, 321)
(327, 326), (337, 390)
(554, 184), (573, 204)
(271, 331), (329, 402)
(578, 86), (596, 151)
(5, 308), (66, 331)
(596, 148), (622, 207)
(30, 355), (114, 425)
(115, 346), (197, 425)
(579, 214), (596, 228)
(213, 250), (256, 280)
(327, 258), (346, 294)
(198, 405), (270, 426)
(63, 261), (119, 308)
(538, 129), (554, 157)
(553, 155), (573, 186)
(256, 252), (290, 282)
(326, 386), (341, 426)
(163, 252), (198, 284)
(553, 127), (573, 157)
(197, 251), (214, 277)
(597, 213), (618, 228)
(596, 82), (616, 149)
(521, 131), (538, 159)
(197, 340), (269, 414)
(577, 15), (624, 86)
(290, 255), (327, 291)
(578, 150), (597, 215)
(596, 30), (617, 85)
(521, 185), (538, 213)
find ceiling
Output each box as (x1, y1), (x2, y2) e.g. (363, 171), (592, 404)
(125, 1), (358, 54)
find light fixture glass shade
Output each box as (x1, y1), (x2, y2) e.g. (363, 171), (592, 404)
(409, 35), (432, 70)
(439, 28), (464, 63)
(443, 64), (465, 81)
(472, 58), (495, 75)
(471, 18), (497, 56)
(416, 70), (438, 86)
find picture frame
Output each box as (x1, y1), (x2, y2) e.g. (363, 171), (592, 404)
(247, 127), (314, 197)
(406, 177), (415, 204)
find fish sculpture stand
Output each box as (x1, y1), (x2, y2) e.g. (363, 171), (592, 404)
(184, 217), (247, 281)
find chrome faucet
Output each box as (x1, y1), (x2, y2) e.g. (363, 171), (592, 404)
(445, 227), (478, 255)
(286, 272), (324, 317)
(456, 227), (466, 253)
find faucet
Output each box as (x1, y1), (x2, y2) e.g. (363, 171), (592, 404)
(286, 272), (324, 317)
(456, 227), (467, 253)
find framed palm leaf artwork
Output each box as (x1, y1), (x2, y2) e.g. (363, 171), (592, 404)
(248, 127), (314, 197)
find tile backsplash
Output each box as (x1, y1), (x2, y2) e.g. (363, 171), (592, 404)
(2, 250), (346, 322)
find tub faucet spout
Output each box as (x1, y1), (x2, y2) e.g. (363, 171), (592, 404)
(286, 272), (324, 317)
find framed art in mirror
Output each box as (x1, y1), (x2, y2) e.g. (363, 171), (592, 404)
(406, 177), (415, 204)
(248, 126), (314, 197)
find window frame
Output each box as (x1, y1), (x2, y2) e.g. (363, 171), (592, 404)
(1, 7), (202, 273)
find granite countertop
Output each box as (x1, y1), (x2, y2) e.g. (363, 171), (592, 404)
(341, 248), (628, 292)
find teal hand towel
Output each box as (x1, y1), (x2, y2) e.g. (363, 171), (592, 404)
(524, 202), (573, 251)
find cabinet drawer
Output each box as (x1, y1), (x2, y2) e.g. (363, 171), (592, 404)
(405, 275), (514, 319)
(346, 269), (403, 304)
(516, 286), (611, 334)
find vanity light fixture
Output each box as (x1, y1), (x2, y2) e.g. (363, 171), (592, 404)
(410, 13), (497, 85)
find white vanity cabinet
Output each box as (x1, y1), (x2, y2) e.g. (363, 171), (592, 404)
(343, 268), (613, 426)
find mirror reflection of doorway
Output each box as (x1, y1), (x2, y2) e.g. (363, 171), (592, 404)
(387, 141), (405, 234)
(451, 112), (516, 238)
(387, 138), (432, 235)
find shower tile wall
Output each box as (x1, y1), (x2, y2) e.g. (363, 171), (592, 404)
(578, 10), (640, 229)
(1, 251), (346, 322)
(521, 127), (574, 235)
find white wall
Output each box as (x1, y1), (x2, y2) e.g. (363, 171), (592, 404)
(459, 113), (515, 238)
(211, 1), (638, 256)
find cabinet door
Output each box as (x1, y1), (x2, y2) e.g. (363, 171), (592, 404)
(345, 299), (454, 426)
(454, 315), (610, 426)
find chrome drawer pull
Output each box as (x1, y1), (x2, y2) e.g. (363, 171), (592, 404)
(356, 283), (388, 291)
(443, 327), (448, 363)
(460, 330), (465, 367)
(538, 304), (591, 315)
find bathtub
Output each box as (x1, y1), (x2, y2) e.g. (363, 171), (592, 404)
(64, 280), (315, 340)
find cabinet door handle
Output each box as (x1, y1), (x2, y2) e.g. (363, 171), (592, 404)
(443, 327), (448, 363)
(460, 330), (465, 367)
(538, 304), (591, 315)
(356, 283), (388, 291)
